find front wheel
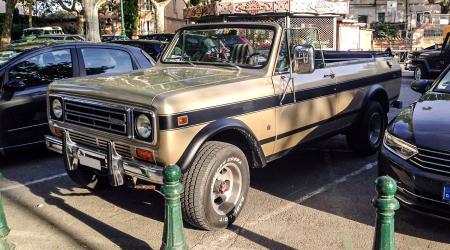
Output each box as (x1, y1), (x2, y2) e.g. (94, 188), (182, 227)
(181, 141), (250, 230)
(347, 102), (387, 156)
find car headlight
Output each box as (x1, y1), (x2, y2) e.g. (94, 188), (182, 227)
(383, 131), (418, 160)
(52, 98), (63, 119)
(135, 114), (152, 139)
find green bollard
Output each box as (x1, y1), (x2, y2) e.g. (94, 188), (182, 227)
(0, 173), (10, 239)
(160, 165), (188, 250)
(372, 176), (400, 250)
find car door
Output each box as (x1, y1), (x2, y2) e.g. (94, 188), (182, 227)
(77, 46), (136, 76)
(272, 34), (338, 154)
(1, 47), (77, 148)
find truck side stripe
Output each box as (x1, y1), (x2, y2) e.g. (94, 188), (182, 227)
(159, 70), (401, 131)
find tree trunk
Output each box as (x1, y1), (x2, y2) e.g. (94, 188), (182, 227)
(151, 0), (171, 33)
(77, 14), (86, 36)
(28, 1), (33, 28)
(0, 0), (18, 47)
(82, 0), (102, 42)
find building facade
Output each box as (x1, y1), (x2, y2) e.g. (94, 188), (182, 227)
(348, 0), (441, 26)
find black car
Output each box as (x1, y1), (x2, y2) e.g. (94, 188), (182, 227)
(0, 41), (154, 154)
(410, 33), (450, 80)
(379, 64), (450, 220)
(404, 44), (441, 71)
(111, 39), (167, 60)
(139, 33), (173, 42)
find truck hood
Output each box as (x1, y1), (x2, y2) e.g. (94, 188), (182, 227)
(389, 92), (450, 152)
(49, 65), (255, 107)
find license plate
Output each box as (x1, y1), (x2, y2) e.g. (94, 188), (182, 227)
(443, 185), (450, 202)
(78, 152), (102, 171)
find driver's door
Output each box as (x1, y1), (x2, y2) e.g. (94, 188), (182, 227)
(0, 48), (75, 149)
(271, 36), (338, 155)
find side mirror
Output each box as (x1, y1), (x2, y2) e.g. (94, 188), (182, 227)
(1, 80), (26, 101)
(292, 45), (315, 74)
(411, 79), (432, 94)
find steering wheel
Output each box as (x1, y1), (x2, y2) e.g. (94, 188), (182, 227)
(246, 52), (267, 63)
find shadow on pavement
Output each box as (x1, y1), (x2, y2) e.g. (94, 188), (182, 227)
(249, 136), (450, 245)
(3, 136), (450, 247)
(228, 224), (297, 250)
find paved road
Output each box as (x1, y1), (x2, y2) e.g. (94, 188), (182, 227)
(1, 71), (449, 249)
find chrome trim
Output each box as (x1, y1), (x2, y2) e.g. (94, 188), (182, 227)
(398, 186), (450, 205)
(48, 94), (158, 147)
(64, 99), (128, 135)
(410, 147), (450, 175)
(45, 134), (163, 184)
(7, 123), (49, 133)
(45, 135), (62, 154)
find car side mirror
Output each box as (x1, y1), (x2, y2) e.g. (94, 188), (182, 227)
(292, 45), (315, 74)
(411, 79), (432, 94)
(1, 80), (26, 100)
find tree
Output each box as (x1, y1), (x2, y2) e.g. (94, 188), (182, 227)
(123, 0), (138, 38)
(82, 0), (108, 42)
(54, 0), (85, 35)
(150, 0), (171, 33)
(0, 0), (18, 46)
(371, 22), (400, 39)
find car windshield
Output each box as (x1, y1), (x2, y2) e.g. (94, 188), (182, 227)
(434, 70), (450, 93)
(162, 27), (275, 68)
(23, 30), (43, 36)
(0, 50), (23, 66)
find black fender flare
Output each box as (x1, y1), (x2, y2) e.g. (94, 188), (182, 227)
(176, 118), (267, 172)
(411, 59), (431, 72)
(362, 84), (390, 113)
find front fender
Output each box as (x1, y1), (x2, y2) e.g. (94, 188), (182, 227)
(176, 118), (266, 172)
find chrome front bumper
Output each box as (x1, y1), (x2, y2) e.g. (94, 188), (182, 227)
(45, 133), (163, 185)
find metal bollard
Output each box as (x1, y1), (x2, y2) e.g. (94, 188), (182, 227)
(0, 173), (10, 239)
(372, 176), (400, 250)
(0, 172), (14, 250)
(160, 165), (188, 250)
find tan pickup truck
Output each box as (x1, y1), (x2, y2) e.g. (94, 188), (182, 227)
(45, 23), (401, 230)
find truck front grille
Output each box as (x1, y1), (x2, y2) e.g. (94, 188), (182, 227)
(64, 100), (128, 135)
(69, 131), (132, 159)
(410, 148), (450, 175)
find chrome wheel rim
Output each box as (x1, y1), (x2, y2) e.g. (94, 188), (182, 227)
(368, 113), (382, 145)
(210, 162), (242, 215)
(415, 68), (421, 80)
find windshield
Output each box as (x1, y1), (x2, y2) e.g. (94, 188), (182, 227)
(23, 30), (43, 36)
(163, 27), (275, 68)
(435, 70), (450, 93)
(0, 50), (23, 66)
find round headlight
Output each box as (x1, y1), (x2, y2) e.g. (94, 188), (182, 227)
(135, 114), (152, 139)
(52, 99), (63, 119)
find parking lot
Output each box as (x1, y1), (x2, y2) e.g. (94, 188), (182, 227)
(1, 70), (449, 249)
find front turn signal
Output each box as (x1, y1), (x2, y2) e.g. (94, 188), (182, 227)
(136, 148), (154, 162)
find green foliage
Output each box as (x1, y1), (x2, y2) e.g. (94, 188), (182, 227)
(123, 0), (138, 37)
(371, 22), (400, 39)
(190, 0), (200, 6)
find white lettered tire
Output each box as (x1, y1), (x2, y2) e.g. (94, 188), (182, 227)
(180, 141), (250, 230)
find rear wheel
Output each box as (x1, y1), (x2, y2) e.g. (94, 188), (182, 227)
(414, 64), (428, 80)
(347, 102), (387, 155)
(67, 166), (109, 190)
(181, 141), (250, 230)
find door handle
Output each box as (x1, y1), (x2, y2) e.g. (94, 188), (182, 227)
(324, 73), (335, 79)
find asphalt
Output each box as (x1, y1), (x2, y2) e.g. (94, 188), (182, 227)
(1, 70), (449, 250)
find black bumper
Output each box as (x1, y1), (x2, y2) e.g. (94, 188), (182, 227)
(378, 145), (450, 221)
